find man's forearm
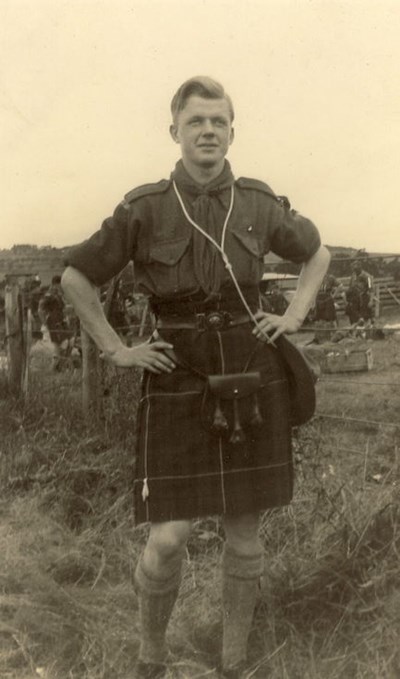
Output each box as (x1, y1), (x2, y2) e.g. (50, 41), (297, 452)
(286, 245), (331, 322)
(61, 266), (123, 356)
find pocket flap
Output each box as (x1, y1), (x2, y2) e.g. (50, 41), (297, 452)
(150, 238), (190, 265)
(232, 230), (262, 257)
(208, 372), (261, 399)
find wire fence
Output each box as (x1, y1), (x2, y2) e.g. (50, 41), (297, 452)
(1, 314), (400, 420)
(2, 274), (400, 493)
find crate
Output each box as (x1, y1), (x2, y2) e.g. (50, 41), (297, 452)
(324, 345), (373, 373)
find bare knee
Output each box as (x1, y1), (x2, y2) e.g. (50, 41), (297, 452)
(144, 520), (192, 568)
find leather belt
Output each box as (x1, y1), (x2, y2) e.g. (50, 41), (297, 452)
(156, 310), (251, 332)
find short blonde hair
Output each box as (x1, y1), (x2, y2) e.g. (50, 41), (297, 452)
(171, 76), (234, 124)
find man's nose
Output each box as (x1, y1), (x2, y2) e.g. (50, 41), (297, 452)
(201, 119), (215, 135)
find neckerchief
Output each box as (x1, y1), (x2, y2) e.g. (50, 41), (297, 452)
(171, 160), (235, 296)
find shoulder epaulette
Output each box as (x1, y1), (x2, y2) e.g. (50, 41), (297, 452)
(236, 177), (277, 198)
(123, 179), (171, 204)
(236, 178), (291, 208)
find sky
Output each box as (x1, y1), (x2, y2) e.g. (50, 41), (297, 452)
(1, 0), (400, 253)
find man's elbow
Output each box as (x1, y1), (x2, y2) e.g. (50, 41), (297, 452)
(61, 266), (77, 295)
(61, 266), (93, 300)
(314, 244), (331, 269)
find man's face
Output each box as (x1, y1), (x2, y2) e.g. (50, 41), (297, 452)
(170, 95), (234, 172)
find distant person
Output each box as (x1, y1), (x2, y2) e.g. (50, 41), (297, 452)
(108, 279), (130, 336)
(260, 281), (289, 316)
(345, 261), (373, 325)
(0, 282), (5, 336)
(315, 273), (344, 326)
(21, 275), (43, 339)
(39, 275), (68, 368)
(29, 279), (44, 339)
(392, 259), (400, 282)
(313, 273), (346, 343)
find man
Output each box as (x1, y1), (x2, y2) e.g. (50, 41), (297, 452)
(39, 275), (68, 369)
(23, 275), (43, 339)
(346, 260), (373, 326)
(260, 281), (289, 316)
(62, 76), (330, 678)
(313, 273), (345, 342)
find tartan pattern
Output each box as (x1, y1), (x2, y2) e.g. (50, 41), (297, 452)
(133, 324), (293, 523)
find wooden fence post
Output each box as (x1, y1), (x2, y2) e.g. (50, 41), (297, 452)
(81, 328), (101, 418)
(80, 282), (112, 419)
(5, 275), (24, 395)
(80, 278), (120, 419)
(22, 308), (33, 397)
(374, 283), (380, 318)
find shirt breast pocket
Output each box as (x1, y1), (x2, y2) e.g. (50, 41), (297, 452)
(148, 237), (191, 295)
(228, 230), (265, 283)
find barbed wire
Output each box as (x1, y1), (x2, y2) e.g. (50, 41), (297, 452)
(318, 378), (400, 387)
(1, 319), (398, 340)
(267, 253), (400, 265)
(315, 412), (400, 429)
(2, 364), (400, 436)
(329, 253), (400, 262)
(312, 443), (380, 458)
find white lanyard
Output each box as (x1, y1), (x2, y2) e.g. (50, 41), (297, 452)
(172, 180), (273, 344)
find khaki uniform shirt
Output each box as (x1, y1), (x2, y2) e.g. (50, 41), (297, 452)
(66, 161), (321, 299)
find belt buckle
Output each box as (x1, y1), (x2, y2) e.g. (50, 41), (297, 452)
(196, 310), (232, 331)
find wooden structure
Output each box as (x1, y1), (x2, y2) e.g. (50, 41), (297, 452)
(4, 275), (24, 394)
(0, 252), (65, 286)
(273, 275), (400, 318)
(324, 345), (374, 373)
(334, 276), (400, 317)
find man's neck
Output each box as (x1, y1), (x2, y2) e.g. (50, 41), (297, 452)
(181, 159), (225, 186)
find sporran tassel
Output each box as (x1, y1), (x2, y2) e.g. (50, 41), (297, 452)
(230, 398), (245, 444)
(212, 398), (229, 433)
(250, 393), (263, 427)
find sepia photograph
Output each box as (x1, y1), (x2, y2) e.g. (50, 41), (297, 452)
(1, 1), (399, 678)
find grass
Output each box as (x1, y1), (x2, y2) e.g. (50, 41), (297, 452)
(0, 332), (399, 678)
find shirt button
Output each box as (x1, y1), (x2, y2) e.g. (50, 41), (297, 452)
(247, 225), (253, 232)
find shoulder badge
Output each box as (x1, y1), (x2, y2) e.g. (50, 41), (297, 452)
(123, 179), (171, 204)
(277, 195), (291, 209)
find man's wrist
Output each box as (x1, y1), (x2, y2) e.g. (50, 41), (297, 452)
(284, 310), (305, 326)
(101, 341), (125, 358)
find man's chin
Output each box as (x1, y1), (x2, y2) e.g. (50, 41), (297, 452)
(196, 155), (224, 169)
(198, 159), (218, 168)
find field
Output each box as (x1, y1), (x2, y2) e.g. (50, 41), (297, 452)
(0, 325), (399, 679)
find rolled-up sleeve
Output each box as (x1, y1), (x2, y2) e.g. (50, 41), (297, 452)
(64, 201), (138, 286)
(269, 203), (321, 264)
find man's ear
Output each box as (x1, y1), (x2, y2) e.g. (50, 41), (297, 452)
(229, 126), (235, 145)
(169, 124), (180, 144)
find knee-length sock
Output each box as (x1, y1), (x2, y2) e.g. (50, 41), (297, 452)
(134, 554), (182, 664)
(221, 544), (264, 671)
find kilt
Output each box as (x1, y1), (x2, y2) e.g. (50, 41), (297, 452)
(133, 323), (293, 523)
